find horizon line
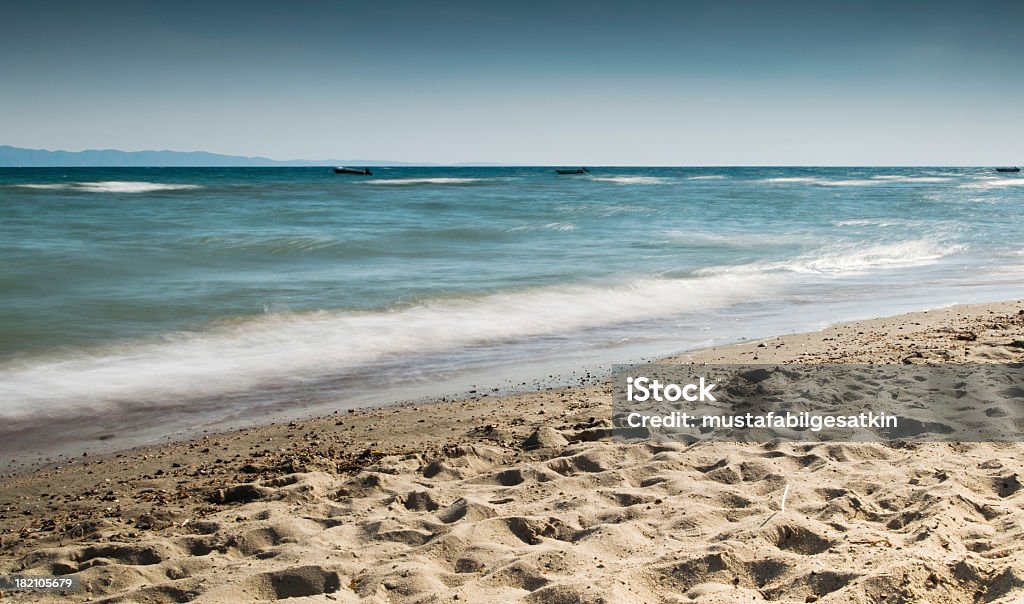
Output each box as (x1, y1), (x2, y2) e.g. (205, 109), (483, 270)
(1, 164), (1016, 168)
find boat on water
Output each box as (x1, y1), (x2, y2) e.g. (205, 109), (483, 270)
(334, 167), (373, 175)
(995, 167), (1021, 173)
(555, 167), (590, 175)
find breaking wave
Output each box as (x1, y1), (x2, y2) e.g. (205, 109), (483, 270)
(0, 274), (773, 418)
(590, 176), (669, 185)
(16, 181), (201, 193)
(698, 239), (964, 277)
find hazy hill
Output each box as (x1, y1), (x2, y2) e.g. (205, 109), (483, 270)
(0, 146), (431, 167)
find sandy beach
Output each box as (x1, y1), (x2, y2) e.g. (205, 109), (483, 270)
(2, 299), (1023, 603)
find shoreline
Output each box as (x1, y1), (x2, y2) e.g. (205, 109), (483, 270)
(1, 299), (1023, 602)
(5, 297), (1020, 475)
(3, 296), (1022, 478)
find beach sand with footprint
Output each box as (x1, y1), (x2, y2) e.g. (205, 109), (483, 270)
(2, 300), (1023, 603)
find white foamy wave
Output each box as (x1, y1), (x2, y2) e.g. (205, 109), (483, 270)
(687, 175), (727, 180)
(819, 179), (879, 186)
(15, 181), (200, 193)
(762, 177), (821, 183)
(698, 240), (963, 277)
(590, 176), (668, 185)
(763, 176), (952, 187)
(77, 181), (201, 193)
(544, 222), (576, 231)
(833, 219), (899, 227)
(505, 222), (577, 233)
(869, 176), (953, 183)
(0, 274), (776, 419)
(762, 176), (872, 185)
(792, 241), (963, 272)
(960, 177), (1024, 190)
(367, 178), (486, 185)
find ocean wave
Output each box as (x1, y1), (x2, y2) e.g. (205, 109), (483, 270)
(869, 176), (953, 183)
(664, 230), (815, 247)
(506, 222), (577, 233)
(697, 240), (963, 277)
(687, 175), (728, 180)
(0, 274), (773, 418)
(818, 179), (880, 186)
(15, 181), (201, 193)
(761, 176), (871, 186)
(762, 177), (821, 183)
(959, 177), (1024, 190)
(762, 176), (953, 187)
(367, 177), (487, 185)
(832, 219), (899, 227)
(544, 222), (576, 232)
(185, 235), (375, 256)
(759, 176), (857, 186)
(590, 176), (668, 185)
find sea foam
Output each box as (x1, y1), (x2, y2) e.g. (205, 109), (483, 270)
(698, 239), (963, 277)
(763, 176), (954, 187)
(16, 181), (200, 193)
(590, 176), (668, 185)
(960, 178), (1024, 190)
(0, 274), (772, 419)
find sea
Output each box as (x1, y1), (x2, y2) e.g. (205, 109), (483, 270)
(2, 166), (1023, 462)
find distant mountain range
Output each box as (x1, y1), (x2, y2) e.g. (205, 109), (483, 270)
(0, 145), (460, 167)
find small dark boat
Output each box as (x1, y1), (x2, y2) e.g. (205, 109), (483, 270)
(555, 167), (590, 175)
(334, 167), (373, 175)
(995, 167), (1020, 173)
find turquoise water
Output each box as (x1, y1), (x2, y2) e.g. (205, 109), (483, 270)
(2, 166), (1023, 459)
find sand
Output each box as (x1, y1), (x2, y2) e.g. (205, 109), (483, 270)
(1, 300), (1023, 603)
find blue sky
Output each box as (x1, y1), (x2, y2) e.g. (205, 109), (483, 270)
(2, 1), (1021, 164)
